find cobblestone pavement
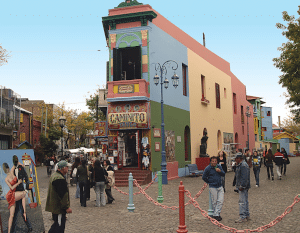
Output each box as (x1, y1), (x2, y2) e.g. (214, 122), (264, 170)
(37, 157), (300, 233)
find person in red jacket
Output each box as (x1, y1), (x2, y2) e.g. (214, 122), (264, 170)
(274, 149), (283, 180)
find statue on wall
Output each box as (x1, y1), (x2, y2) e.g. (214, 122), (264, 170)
(200, 130), (209, 157)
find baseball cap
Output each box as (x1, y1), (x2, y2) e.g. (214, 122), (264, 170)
(57, 160), (68, 169)
(235, 152), (243, 159)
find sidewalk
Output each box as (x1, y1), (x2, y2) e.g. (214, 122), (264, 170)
(37, 157), (300, 233)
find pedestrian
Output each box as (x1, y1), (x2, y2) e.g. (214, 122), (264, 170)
(274, 149), (284, 180)
(217, 150), (227, 192)
(45, 160), (72, 233)
(202, 156), (225, 221)
(76, 159), (89, 207)
(103, 160), (115, 204)
(252, 151), (261, 187)
(281, 148), (288, 176)
(265, 149), (275, 181)
(92, 160), (108, 207)
(244, 149), (252, 168)
(71, 157), (81, 198)
(234, 152), (251, 223)
(46, 157), (52, 177)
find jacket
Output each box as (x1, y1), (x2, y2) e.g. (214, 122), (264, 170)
(265, 153), (274, 164)
(76, 165), (89, 183)
(274, 152), (284, 166)
(235, 160), (250, 190)
(202, 164), (225, 188)
(45, 171), (70, 214)
(252, 156), (261, 168)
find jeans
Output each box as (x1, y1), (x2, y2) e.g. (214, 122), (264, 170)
(105, 188), (115, 203)
(238, 189), (249, 219)
(94, 182), (106, 207)
(48, 214), (66, 233)
(281, 163), (287, 175)
(276, 165), (282, 178)
(11, 199), (32, 233)
(75, 181), (80, 198)
(221, 176), (225, 191)
(209, 187), (224, 217)
(253, 167), (260, 186)
(79, 181), (88, 206)
(266, 163), (274, 179)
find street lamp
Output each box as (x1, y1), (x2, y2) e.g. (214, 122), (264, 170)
(246, 106), (251, 150)
(59, 113), (66, 157)
(153, 60), (179, 185)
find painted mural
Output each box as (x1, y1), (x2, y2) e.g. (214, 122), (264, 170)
(165, 130), (175, 162)
(0, 149), (45, 232)
(223, 132), (234, 144)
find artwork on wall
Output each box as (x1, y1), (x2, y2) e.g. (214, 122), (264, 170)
(165, 130), (175, 162)
(223, 132), (234, 144)
(0, 149), (45, 233)
(153, 128), (161, 138)
(155, 142), (160, 152)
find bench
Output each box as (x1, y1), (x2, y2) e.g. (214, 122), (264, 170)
(185, 164), (203, 177)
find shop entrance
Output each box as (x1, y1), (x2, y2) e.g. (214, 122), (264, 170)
(118, 130), (142, 169)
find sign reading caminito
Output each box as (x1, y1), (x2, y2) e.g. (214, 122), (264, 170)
(108, 112), (147, 124)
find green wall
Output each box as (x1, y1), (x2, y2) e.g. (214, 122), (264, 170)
(150, 101), (190, 172)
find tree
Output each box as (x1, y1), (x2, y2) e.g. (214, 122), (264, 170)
(86, 86), (106, 121)
(0, 44), (10, 66)
(273, 6), (300, 122)
(39, 128), (60, 158)
(282, 113), (300, 136)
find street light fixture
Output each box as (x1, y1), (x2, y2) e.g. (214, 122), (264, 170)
(153, 60), (179, 185)
(59, 113), (66, 157)
(246, 106), (251, 150)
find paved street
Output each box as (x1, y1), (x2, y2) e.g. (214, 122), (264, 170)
(37, 157), (300, 233)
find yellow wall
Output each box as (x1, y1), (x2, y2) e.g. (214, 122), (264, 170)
(188, 49), (234, 162)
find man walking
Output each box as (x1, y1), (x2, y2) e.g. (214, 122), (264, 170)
(234, 153), (251, 223)
(274, 149), (284, 180)
(46, 160), (72, 233)
(202, 156), (225, 221)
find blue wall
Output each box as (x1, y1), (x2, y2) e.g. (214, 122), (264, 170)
(278, 138), (290, 156)
(261, 106), (273, 140)
(148, 22), (190, 112)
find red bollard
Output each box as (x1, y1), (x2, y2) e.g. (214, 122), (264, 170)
(177, 181), (188, 233)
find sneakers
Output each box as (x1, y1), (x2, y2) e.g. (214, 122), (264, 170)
(255, 185), (259, 187)
(235, 218), (247, 223)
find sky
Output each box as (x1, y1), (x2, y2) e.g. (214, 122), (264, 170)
(1, 0), (299, 125)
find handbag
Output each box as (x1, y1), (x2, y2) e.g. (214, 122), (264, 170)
(286, 157), (290, 165)
(72, 168), (77, 178)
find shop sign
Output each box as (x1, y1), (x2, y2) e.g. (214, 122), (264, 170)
(109, 112), (147, 124)
(95, 121), (107, 137)
(118, 84), (134, 94)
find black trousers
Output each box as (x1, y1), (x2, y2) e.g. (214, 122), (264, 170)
(79, 181), (88, 206)
(11, 199), (32, 233)
(281, 162), (287, 175)
(49, 214), (66, 233)
(105, 188), (114, 203)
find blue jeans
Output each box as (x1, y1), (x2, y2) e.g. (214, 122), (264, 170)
(75, 181), (80, 198)
(239, 189), (249, 219)
(94, 182), (106, 207)
(253, 167), (260, 186)
(209, 187), (224, 217)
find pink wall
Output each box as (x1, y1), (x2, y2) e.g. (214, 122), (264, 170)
(231, 73), (255, 151)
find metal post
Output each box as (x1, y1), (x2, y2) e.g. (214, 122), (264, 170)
(61, 126), (63, 156)
(177, 181), (188, 233)
(208, 190), (213, 217)
(127, 173), (135, 212)
(246, 106), (250, 149)
(45, 107), (47, 137)
(157, 171), (164, 203)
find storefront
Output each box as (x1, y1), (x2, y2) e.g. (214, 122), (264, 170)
(107, 101), (151, 170)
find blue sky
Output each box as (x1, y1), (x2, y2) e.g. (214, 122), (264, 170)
(1, 0), (299, 124)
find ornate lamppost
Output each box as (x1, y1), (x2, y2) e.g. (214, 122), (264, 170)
(153, 60), (179, 185)
(59, 113), (66, 157)
(246, 106), (251, 149)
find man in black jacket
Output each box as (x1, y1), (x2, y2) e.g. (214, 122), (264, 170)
(11, 155), (33, 233)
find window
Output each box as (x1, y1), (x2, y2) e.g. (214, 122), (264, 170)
(215, 83), (220, 109)
(241, 106), (244, 124)
(224, 88), (227, 98)
(182, 64), (187, 96)
(267, 111), (271, 116)
(113, 46), (141, 81)
(201, 75), (206, 100)
(233, 93), (237, 114)
(20, 113), (23, 123)
(20, 133), (26, 142)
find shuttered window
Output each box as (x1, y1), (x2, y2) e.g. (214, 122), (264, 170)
(215, 83), (220, 109)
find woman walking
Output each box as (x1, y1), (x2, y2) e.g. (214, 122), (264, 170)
(104, 160), (115, 204)
(71, 157), (80, 199)
(265, 149), (274, 181)
(281, 148), (288, 176)
(217, 150), (227, 192)
(76, 159), (89, 207)
(252, 151), (261, 187)
(92, 160), (108, 207)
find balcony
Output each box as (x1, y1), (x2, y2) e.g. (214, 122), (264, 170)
(107, 79), (150, 102)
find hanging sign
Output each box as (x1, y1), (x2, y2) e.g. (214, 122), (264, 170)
(95, 121), (107, 137)
(118, 85), (134, 94)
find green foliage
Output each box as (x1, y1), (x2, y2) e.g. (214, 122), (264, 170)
(273, 6), (300, 122)
(39, 128), (60, 157)
(86, 87), (106, 121)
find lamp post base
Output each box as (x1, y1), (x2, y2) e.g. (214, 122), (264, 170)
(161, 169), (168, 185)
